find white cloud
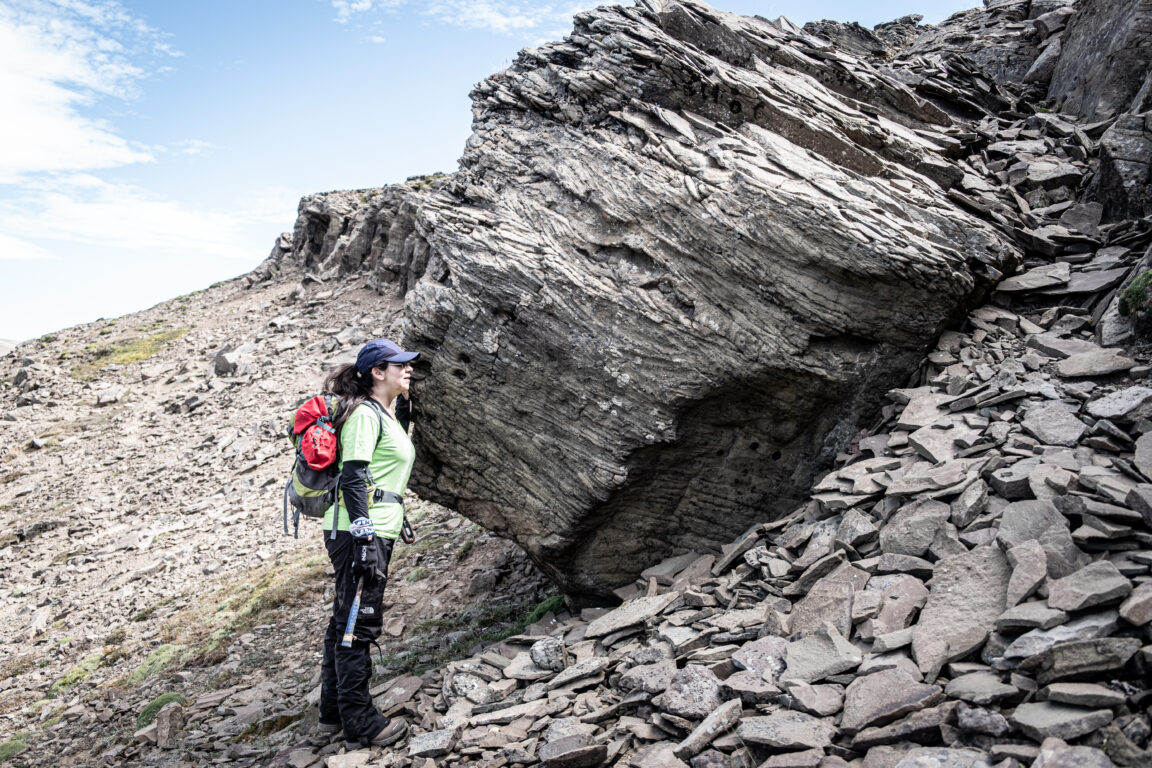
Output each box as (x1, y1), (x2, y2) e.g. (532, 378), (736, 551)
(169, 139), (216, 156)
(333, 0), (405, 24)
(0, 232), (56, 260)
(0, 0), (180, 183)
(330, 0), (595, 35)
(0, 174), (263, 261)
(428, 1), (550, 32)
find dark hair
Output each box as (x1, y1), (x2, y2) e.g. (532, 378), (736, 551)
(323, 363), (374, 430)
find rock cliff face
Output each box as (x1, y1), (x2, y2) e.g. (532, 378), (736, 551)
(277, 0), (1021, 599)
(1047, 0), (1152, 121)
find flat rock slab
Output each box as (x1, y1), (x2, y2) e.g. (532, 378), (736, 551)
(1134, 433), (1152, 481)
(1055, 348), (1135, 378)
(944, 672), (1019, 705)
(660, 664), (723, 720)
(1030, 740), (1115, 768)
(1027, 333), (1100, 359)
(672, 698), (742, 760)
(1119, 582), (1152, 625)
(408, 727), (461, 758)
(736, 711), (838, 750)
(1020, 403), (1086, 446)
(1086, 386), (1152, 421)
(879, 499), (951, 557)
(840, 669), (943, 734)
(890, 747), (992, 768)
(1006, 540), (1048, 606)
(1011, 701), (1114, 741)
(997, 262), (1070, 291)
(907, 419), (983, 464)
(1043, 682), (1127, 708)
(1020, 636), (1142, 685)
(780, 626), (863, 683)
(619, 660), (677, 694)
(996, 602), (1068, 632)
(584, 593), (680, 638)
(783, 681), (844, 717)
(731, 636), (788, 677)
(1002, 611), (1121, 662)
(538, 737), (606, 768)
(850, 702), (960, 751)
(896, 390), (953, 430)
(548, 657), (609, 690)
(1042, 267), (1129, 296)
(996, 501), (1087, 578)
(1046, 561), (1132, 611)
(912, 547), (1010, 681)
(869, 574), (930, 637)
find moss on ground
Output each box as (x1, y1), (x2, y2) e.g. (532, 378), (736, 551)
(404, 566), (430, 582)
(150, 553), (327, 669)
(0, 733), (28, 762)
(380, 592), (564, 677)
(125, 644), (185, 687)
(1120, 270), (1152, 317)
(234, 710), (305, 742)
(72, 328), (188, 378)
(136, 692), (187, 729)
(132, 596), (176, 622)
(48, 651), (103, 697)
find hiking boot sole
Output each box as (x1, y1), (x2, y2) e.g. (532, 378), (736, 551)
(346, 718), (408, 750)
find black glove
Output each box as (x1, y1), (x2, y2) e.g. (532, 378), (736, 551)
(350, 517), (379, 577)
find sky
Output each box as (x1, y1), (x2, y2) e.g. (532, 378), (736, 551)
(0, 0), (979, 342)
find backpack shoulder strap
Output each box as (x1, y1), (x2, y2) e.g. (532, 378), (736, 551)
(363, 398), (392, 444)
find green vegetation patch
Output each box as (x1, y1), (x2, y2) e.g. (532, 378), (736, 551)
(383, 592), (564, 677)
(1119, 270), (1152, 316)
(0, 732), (29, 762)
(132, 596), (176, 622)
(405, 567), (430, 583)
(125, 644), (185, 687)
(234, 710), (305, 742)
(153, 553), (327, 669)
(72, 328), (188, 378)
(137, 692), (188, 730)
(48, 651), (103, 697)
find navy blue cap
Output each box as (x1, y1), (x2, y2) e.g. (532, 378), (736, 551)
(356, 338), (420, 373)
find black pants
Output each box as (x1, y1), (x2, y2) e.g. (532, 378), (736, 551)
(320, 531), (394, 743)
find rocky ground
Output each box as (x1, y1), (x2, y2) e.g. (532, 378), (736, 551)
(0, 274), (554, 765)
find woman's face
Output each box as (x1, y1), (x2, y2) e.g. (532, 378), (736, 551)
(379, 361), (412, 395)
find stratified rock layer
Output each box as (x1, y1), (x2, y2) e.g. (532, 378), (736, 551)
(278, 0), (1015, 597)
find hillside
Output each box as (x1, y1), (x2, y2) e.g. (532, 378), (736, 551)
(0, 274), (553, 764)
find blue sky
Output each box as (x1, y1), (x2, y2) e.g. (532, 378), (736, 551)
(0, 0), (977, 342)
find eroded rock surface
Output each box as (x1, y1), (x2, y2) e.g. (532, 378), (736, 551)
(276, 0), (1018, 598)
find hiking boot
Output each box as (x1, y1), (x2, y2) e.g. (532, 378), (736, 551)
(316, 721), (343, 739)
(347, 717), (408, 750)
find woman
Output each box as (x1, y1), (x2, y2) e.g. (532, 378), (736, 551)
(317, 337), (418, 750)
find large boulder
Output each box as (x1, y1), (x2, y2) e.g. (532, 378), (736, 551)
(275, 0), (1016, 598)
(1087, 112), (1152, 222)
(1047, 0), (1152, 120)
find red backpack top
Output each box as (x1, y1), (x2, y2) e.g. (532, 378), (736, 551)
(292, 394), (340, 470)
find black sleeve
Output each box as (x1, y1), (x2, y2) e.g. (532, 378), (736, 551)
(396, 394), (411, 434)
(341, 460), (371, 522)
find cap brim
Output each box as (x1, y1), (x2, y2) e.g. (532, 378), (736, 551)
(389, 351), (420, 363)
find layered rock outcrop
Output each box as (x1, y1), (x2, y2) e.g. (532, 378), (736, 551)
(272, 0), (1152, 599)
(275, 0), (1020, 598)
(1047, 0), (1152, 121)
